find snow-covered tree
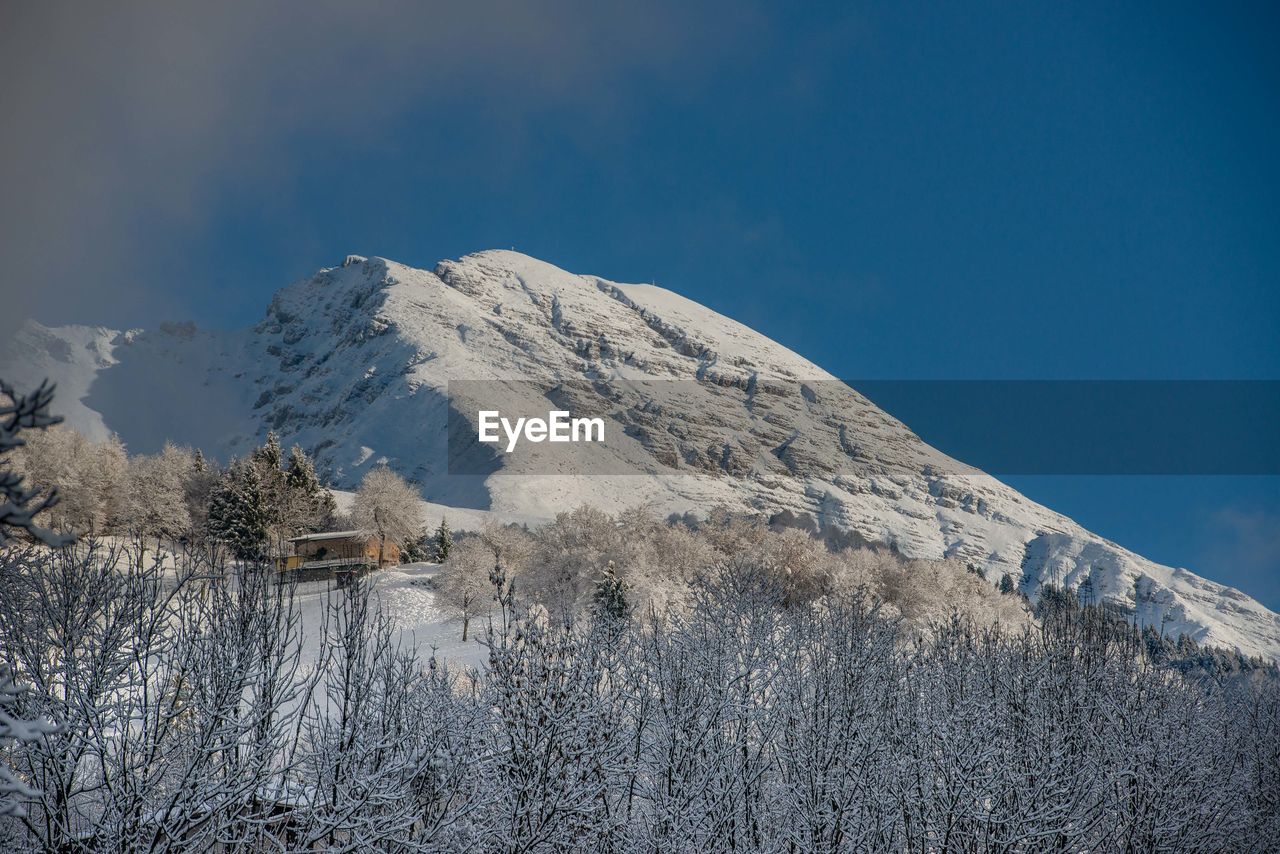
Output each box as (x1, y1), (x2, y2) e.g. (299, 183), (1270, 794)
(351, 465), (422, 567)
(522, 505), (630, 617)
(397, 513), (452, 565)
(592, 559), (628, 623)
(293, 578), (461, 848)
(433, 517), (453, 562)
(182, 448), (220, 544)
(207, 458), (269, 559)
(0, 466), (1277, 850)
(282, 443), (336, 534)
(252, 430), (283, 475)
(0, 380), (73, 547)
(0, 379), (67, 825)
(13, 425), (141, 538)
(250, 433), (291, 553)
(1077, 570), (1097, 606)
(437, 538), (493, 641)
(0, 540), (319, 848)
(398, 526), (433, 563)
(0, 663), (58, 819)
(479, 575), (627, 850)
(205, 437), (336, 560)
(124, 442), (193, 562)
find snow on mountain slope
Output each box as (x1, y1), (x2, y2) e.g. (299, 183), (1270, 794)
(3, 319), (261, 456)
(3, 250), (1279, 661)
(4, 322), (126, 442)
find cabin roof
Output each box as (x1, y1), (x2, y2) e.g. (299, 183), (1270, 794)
(287, 530), (366, 543)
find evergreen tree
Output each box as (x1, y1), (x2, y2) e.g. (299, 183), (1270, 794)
(284, 444), (336, 532)
(998, 573), (1016, 595)
(0, 379), (74, 548)
(230, 436), (336, 553)
(184, 450), (219, 544)
(399, 527), (433, 563)
(592, 560), (628, 623)
(208, 459), (269, 560)
(250, 433), (288, 530)
(433, 517), (453, 562)
(253, 431), (283, 472)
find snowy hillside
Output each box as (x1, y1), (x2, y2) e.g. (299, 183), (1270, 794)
(3, 250), (1279, 660)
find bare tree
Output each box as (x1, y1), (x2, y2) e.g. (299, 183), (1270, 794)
(437, 538), (493, 641)
(0, 664), (58, 819)
(0, 378), (68, 823)
(351, 465), (421, 567)
(15, 429), (129, 536)
(1, 476), (1277, 850)
(292, 578), (482, 848)
(479, 567), (628, 851)
(124, 441), (193, 565)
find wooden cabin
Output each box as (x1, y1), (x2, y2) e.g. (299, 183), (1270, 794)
(277, 530), (400, 578)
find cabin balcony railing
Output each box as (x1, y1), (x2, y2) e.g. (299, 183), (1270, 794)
(276, 555), (371, 572)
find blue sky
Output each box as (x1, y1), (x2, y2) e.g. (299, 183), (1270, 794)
(2, 2), (1277, 605)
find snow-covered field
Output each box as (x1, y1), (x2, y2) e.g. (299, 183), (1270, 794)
(59, 538), (493, 672)
(291, 561), (489, 671)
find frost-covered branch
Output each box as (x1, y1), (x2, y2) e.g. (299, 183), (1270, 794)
(0, 379), (73, 548)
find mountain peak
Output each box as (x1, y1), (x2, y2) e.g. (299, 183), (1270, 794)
(3, 250), (1279, 661)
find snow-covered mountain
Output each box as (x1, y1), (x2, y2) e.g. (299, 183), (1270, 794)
(4, 250), (1279, 660)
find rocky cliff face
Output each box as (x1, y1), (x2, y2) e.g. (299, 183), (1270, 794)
(5, 250), (1279, 660)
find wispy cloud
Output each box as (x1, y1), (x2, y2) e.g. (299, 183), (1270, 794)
(0, 1), (759, 337)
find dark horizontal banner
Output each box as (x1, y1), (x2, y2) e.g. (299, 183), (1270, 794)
(853, 380), (1280, 476)
(445, 380), (1280, 476)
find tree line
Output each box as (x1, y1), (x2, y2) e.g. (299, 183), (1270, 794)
(0, 537), (1276, 851)
(3, 380), (1278, 850)
(7, 416), (464, 569)
(9, 424), (336, 559)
